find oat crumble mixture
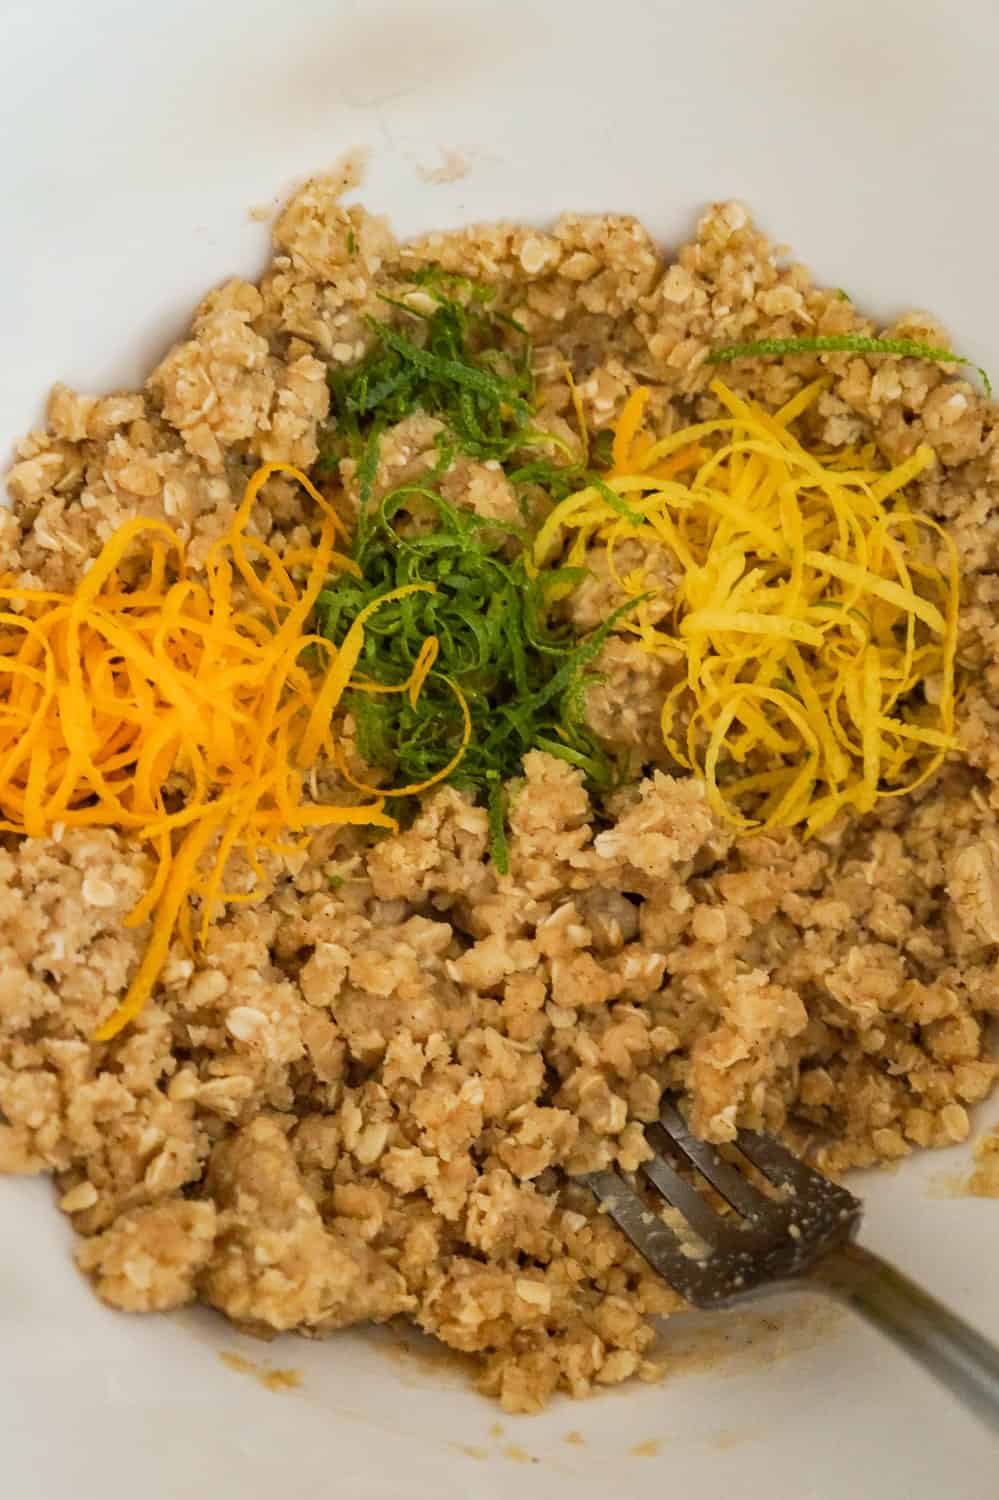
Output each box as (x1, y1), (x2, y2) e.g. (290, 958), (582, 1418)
(3, 165), (999, 1413)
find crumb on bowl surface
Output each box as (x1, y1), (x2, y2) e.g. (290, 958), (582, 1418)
(2, 171), (999, 1414)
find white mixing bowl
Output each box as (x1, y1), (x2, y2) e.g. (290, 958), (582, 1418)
(2, 2), (997, 1494)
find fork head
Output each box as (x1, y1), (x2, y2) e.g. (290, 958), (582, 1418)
(578, 1099), (862, 1309)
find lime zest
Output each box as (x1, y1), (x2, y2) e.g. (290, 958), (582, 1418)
(314, 486), (622, 865)
(708, 335), (991, 399)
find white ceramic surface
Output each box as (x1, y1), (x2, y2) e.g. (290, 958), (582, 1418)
(2, 1), (998, 1494)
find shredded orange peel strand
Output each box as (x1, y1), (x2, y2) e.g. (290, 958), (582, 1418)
(535, 378), (958, 834)
(0, 462), (454, 1040)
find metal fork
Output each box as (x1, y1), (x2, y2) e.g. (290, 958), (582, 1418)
(581, 1100), (999, 1432)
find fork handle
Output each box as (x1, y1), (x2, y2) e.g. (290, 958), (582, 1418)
(806, 1240), (999, 1433)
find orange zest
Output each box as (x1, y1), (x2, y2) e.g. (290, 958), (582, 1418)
(0, 462), (407, 1040)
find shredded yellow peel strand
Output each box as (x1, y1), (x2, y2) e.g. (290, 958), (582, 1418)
(536, 380), (957, 834)
(0, 463), (451, 1041)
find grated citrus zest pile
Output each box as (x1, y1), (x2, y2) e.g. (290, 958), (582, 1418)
(0, 462), (453, 1040)
(535, 379), (959, 834)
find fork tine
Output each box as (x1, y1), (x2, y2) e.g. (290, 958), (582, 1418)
(735, 1128), (858, 1209)
(641, 1124), (727, 1243)
(580, 1169), (715, 1302)
(579, 1103), (865, 1308)
(658, 1100), (770, 1220)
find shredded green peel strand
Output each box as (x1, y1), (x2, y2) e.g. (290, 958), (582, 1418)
(315, 488), (624, 867)
(709, 335), (992, 398)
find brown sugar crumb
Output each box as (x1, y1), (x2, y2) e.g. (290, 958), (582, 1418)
(4, 171), (999, 1416)
(417, 148), (472, 185)
(503, 1444), (533, 1464)
(713, 1427), (756, 1452)
(967, 1130), (999, 1198)
(630, 1439), (662, 1458)
(220, 1351), (303, 1392)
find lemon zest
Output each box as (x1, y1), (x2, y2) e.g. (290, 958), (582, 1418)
(538, 380), (957, 833)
